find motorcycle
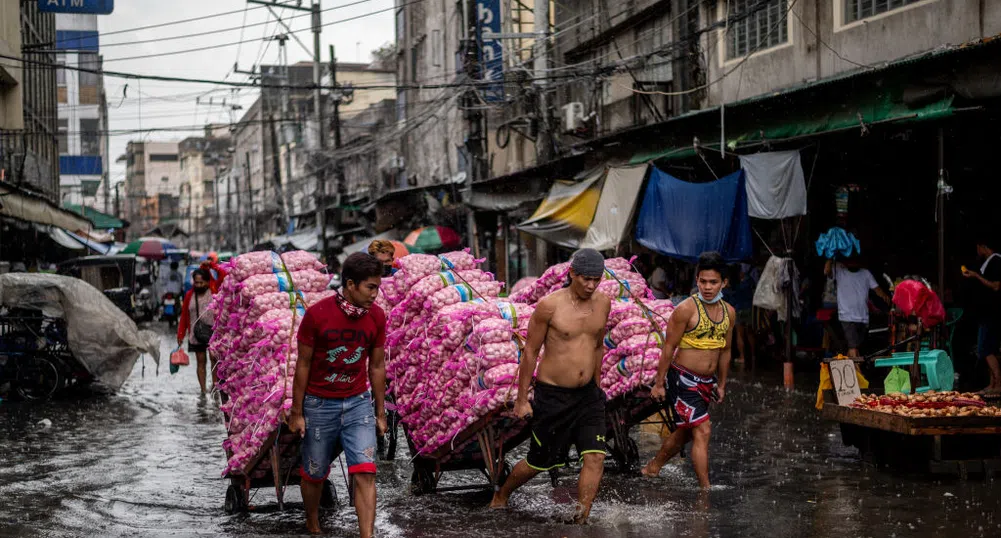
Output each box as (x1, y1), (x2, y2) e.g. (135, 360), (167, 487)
(161, 292), (178, 327)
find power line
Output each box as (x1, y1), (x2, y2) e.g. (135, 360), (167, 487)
(89, 0), (376, 50)
(96, 1), (416, 64)
(26, 0), (305, 48)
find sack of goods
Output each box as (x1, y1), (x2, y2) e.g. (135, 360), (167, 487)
(383, 250), (540, 456)
(207, 250), (333, 476)
(385, 252), (673, 457)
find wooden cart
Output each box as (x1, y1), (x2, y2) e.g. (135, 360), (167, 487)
(222, 423), (339, 514)
(404, 404), (530, 495)
(604, 387), (672, 472)
(821, 391), (1001, 478)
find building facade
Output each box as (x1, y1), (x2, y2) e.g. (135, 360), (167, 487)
(178, 131), (232, 250)
(0, 0), (59, 201)
(122, 140), (181, 236)
(55, 12), (108, 211)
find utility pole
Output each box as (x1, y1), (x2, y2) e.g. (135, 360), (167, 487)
(329, 45), (344, 221)
(236, 158), (245, 252)
(463, 0), (483, 256)
(245, 152), (255, 245)
(247, 0), (325, 252)
(533, 0), (552, 163)
(226, 168), (233, 249)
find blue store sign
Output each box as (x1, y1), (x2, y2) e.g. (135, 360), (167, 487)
(38, 0), (114, 15)
(476, 0), (504, 102)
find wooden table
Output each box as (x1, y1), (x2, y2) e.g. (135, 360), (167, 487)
(821, 392), (1001, 478)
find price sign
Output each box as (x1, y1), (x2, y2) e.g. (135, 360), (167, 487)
(829, 359), (861, 406)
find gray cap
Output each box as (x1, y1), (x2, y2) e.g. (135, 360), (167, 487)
(570, 248), (605, 278)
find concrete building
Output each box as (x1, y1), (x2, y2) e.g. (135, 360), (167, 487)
(0, 2), (23, 134)
(122, 140), (181, 236)
(232, 60), (397, 243)
(0, 1), (59, 200)
(178, 131), (232, 250)
(55, 12), (109, 212)
(701, 0), (1001, 106)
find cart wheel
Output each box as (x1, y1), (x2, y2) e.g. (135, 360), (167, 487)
(320, 480), (337, 509)
(410, 465), (437, 495)
(224, 485), (247, 514)
(611, 437), (640, 472)
(15, 356), (61, 401)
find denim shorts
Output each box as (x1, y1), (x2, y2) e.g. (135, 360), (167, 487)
(300, 391), (377, 481)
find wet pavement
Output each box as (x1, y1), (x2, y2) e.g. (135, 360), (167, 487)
(2, 324), (1000, 537)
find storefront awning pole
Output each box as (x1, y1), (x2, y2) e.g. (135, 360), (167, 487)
(937, 127), (946, 299)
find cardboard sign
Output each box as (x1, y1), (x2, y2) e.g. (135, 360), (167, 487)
(829, 359), (861, 406)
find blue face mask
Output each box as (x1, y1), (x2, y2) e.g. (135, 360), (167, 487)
(700, 291), (723, 304)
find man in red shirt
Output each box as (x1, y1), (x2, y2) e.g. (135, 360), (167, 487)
(289, 252), (387, 537)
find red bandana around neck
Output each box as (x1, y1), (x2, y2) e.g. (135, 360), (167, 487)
(335, 290), (369, 319)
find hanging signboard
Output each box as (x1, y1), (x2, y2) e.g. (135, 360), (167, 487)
(476, 0), (504, 102)
(38, 0), (115, 15)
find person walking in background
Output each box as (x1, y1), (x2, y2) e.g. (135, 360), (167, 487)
(724, 263), (757, 365)
(648, 257), (670, 300)
(368, 240), (398, 276)
(177, 269), (217, 394)
(824, 257), (891, 358)
(200, 252), (228, 293)
(963, 238), (1001, 394)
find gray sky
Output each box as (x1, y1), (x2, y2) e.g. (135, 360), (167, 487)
(97, 0), (395, 185)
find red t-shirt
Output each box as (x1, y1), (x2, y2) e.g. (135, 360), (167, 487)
(296, 297), (386, 399)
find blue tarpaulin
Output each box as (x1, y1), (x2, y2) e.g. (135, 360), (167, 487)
(635, 167), (753, 262)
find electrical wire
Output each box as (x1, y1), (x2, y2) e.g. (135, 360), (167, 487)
(25, 0), (307, 48)
(97, 1), (419, 64)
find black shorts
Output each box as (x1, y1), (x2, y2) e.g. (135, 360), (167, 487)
(188, 341), (208, 353)
(841, 321), (868, 349)
(666, 363), (717, 429)
(525, 380), (607, 471)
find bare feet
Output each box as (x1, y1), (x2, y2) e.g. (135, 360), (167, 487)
(640, 461), (661, 478)
(488, 492), (509, 509)
(306, 521), (322, 535)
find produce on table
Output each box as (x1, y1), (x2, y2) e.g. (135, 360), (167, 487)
(207, 250), (332, 476)
(852, 392), (1001, 417)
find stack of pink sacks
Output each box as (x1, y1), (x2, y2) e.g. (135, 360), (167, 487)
(208, 250), (333, 476)
(600, 299), (675, 399)
(381, 251), (537, 456)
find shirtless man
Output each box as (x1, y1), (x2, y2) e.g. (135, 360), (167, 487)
(645, 251), (734, 489)
(490, 248), (612, 523)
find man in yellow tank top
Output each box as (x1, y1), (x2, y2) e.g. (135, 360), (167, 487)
(644, 252), (735, 489)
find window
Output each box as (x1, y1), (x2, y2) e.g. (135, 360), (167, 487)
(634, 15), (671, 57)
(150, 154), (179, 162)
(845, 0), (923, 23)
(80, 119), (100, 155)
(431, 29), (442, 67)
(55, 54), (66, 86)
(57, 119), (68, 154)
(78, 52), (100, 86)
(727, 0), (788, 59)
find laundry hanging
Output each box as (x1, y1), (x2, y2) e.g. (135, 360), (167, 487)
(738, 150), (808, 219)
(635, 167), (753, 262)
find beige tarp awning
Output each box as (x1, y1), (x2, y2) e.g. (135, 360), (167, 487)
(0, 183), (93, 231)
(580, 165), (648, 251)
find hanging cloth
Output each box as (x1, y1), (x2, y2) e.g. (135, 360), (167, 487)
(739, 150), (808, 219)
(635, 167), (752, 262)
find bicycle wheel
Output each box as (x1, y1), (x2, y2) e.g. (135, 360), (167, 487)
(15, 356), (61, 401)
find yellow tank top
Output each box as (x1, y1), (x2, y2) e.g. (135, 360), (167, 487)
(678, 295), (730, 350)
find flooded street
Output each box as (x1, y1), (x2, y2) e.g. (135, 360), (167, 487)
(2, 325), (999, 538)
